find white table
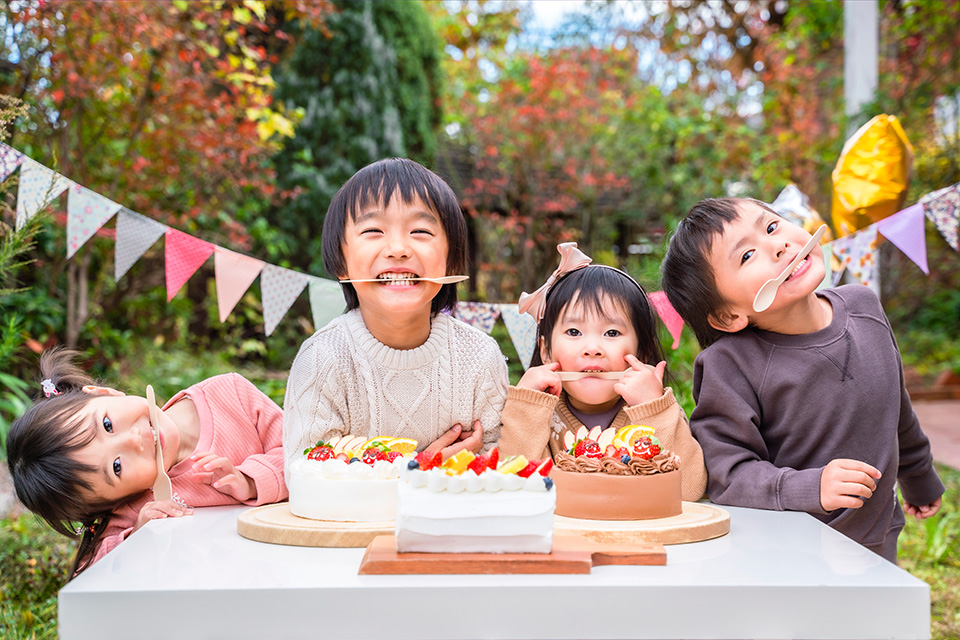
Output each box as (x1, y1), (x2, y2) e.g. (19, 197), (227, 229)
(59, 504), (930, 640)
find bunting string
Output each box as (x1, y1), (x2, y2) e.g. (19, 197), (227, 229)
(1, 142), (957, 366)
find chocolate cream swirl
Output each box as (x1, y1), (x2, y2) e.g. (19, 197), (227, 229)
(555, 450), (679, 476)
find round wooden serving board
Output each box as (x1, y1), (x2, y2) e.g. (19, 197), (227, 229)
(237, 503), (393, 548)
(554, 501), (730, 545)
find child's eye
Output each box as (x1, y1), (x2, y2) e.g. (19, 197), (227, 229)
(604, 329), (622, 338)
(359, 227), (382, 235)
(103, 416), (113, 433)
(766, 220), (779, 234)
(564, 328), (581, 337)
(113, 458), (121, 477)
(411, 228), (434, 235)
(740, 249), (754, 265)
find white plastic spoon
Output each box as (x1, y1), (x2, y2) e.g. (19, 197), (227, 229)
(752, 224), (827, 313)
(337, 275), (470, 284)
(556, 371), (627, 381)
(146, 385), (173, 502)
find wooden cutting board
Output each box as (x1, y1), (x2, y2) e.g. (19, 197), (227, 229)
(555, 501), (730, 545)
(358, 535), (666, 574)
(237, 503), (392, 548)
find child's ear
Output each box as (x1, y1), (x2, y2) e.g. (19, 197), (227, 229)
(81, 385), (125, 397)
(708, 309), (748, 333)
(538, 335), (551, 364)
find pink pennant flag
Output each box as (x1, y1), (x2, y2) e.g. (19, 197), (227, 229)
(165, 228), (214, 301)
(877, 203), (929, 274)
(214, 248), (264, 323)
(648, 291), (684, 349)
(260, 264), (309, 336)
(66, 184), (121, 258)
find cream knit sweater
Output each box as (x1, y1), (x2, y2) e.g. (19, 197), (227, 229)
(283, 309), (509, 472)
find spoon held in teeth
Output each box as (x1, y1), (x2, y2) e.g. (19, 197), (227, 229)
(752, 225), (827, 313)
(337, 275), (470, 284)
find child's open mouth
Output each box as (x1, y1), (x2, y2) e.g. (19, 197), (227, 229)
(783, 256), (808, 282)
(376, 272), (420, 286)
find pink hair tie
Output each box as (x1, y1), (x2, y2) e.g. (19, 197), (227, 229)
(518, 242), (592, 323)
(41, 379), (60, 397)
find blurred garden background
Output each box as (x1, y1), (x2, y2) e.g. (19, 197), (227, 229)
(1, 1), (959, 638)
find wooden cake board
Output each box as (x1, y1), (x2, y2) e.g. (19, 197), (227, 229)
(358, 535), (665, 575)
(555, 501), (730, 545)
(237, 503), (393, 548)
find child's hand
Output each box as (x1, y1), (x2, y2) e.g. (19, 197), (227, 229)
(423, 420), (484, 460)
(614, 355), (666, 406)
(517, 362), (562, 396)
(190, 451), (257, 502)
(819, 458), (881, 512)
(903, 496), (942, 520)
(134, 499), (193, 532)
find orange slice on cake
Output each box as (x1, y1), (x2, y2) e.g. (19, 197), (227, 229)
(386, 437), (418, 455)
(612, 424), (656, 449)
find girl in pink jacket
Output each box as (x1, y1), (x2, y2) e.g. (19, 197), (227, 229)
(6, 348), (286, 577)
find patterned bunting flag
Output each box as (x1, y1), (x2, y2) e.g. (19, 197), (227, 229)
(453, 302), (501, 334)
(830, 225), (881, 293)
(499, 303), (538, 370)
(66, 184), (121, 258)
(876, 203), (929, 274)
(308, 277), (345, 331)
(920, 183), (959, 252)
(114, 208), (167, 281)
(647, 291), (684, 349)
(0, 142), (24, 183)
(165, 228), (214, 302)
(214, 248), (264, 323)
(261, 264), (309, 336)
(15, 158), (70, 229)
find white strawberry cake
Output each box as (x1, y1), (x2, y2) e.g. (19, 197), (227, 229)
(287, 435), (417, 522)
(396, 448), (556, 554)
(552, 424), (682, 520)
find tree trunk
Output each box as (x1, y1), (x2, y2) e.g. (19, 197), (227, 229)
(65, 251), (91, 347)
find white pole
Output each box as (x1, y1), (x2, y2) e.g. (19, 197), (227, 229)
(842, 0), (881, 294)
(844, 1), (879, 134)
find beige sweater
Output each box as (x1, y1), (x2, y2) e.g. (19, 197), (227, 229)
(283, 309), (509, 472)
(498, 386), (707, 501)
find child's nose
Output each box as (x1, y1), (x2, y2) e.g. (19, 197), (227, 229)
(384, 232), (411, 259)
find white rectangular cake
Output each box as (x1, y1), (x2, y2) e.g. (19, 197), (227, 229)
(395, 467), (556, 554)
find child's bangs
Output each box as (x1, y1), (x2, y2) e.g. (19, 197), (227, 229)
(346, 170), (442, 222)
(553, 268), (638, 323)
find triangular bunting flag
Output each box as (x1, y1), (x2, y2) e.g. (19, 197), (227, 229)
(499, 303), (538, 370)
(15, 158), (70, 229)
(453, 302), (501, 334)
(830, 225), (881, 293)
(115, 208), (167, 281)
(647, 291), (684, 349)
(819, 244), (843, 288)
(0, 142), (24, 183)
(165, 228), (214, 301)
(214, 248), (264, 323)
(920, 183), (959, 252)
(66, 183), (121, 258)
(261, 264), (309, 336)
(308, 277), (345, 331)
(877, 203), (929, 274)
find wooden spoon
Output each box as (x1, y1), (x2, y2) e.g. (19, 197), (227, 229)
(337, 275), (469, 284)
(556, 371), (627, 381)
(146, 385), (173, 502)
(752, 224), (827, 313)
